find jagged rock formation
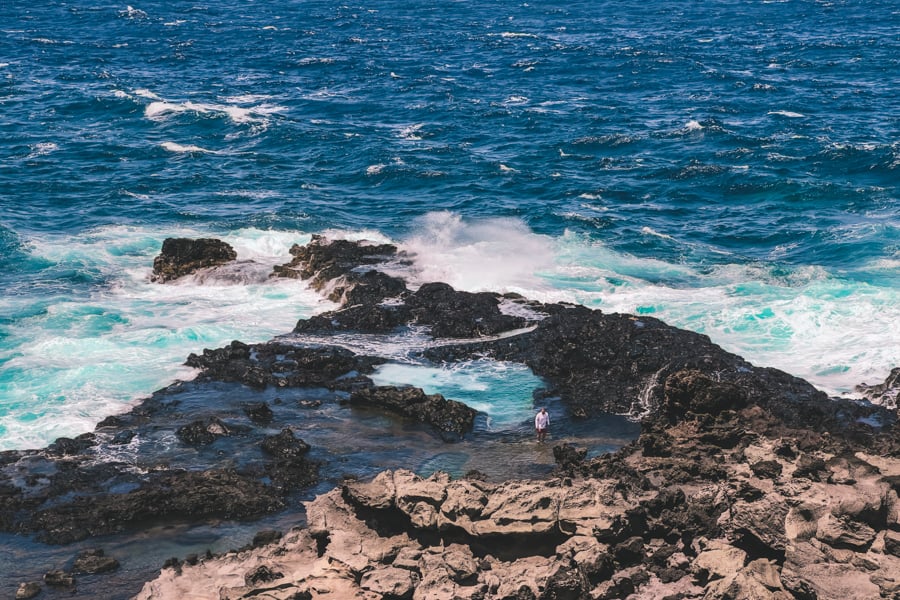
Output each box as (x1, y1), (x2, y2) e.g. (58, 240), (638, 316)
(857, 366), (900, 410)
(3, 236), (899, 599)
(135, 447), (900, 600)
(151, 237), (237, 282)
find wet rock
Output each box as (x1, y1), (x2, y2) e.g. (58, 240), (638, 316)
(406, 282), (528, 338)
(151, 237), (237, 283)
(855, 366), (900, 410)
(72, 548), (119, 574)
(553, 443), (587, 475)
(251, 529), (282, 548)
(272, 235), (405, 299)
(243, 401), (274, 424)
(25, 469), (284, 544)
(186, 341), (384, 389)
(176, 417), (230, 446)
(15, 582), (41, 599)
(349, 385), (476, 439)
(110, 429), (136, 445)
(46, 433), (96, 456)
(260, 429), (310, 459)
(43, 570), (74, 587)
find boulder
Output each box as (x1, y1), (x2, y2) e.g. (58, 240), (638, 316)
(72, 548), (119, 574)
(15, 582), (41, 599)
(151, 238), (237, 282)
(349, 386), (476, 439)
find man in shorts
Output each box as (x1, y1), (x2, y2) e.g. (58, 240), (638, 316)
(534, 407), (550, 443)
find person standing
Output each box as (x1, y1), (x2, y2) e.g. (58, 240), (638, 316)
(534, 407), (550, 443)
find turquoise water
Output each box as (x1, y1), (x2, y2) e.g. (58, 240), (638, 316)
(1, 0), (898, 450)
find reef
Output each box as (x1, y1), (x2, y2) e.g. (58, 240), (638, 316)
(3, 236), (898, 599)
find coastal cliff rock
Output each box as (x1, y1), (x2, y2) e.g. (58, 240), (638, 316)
(151, 237), (237, 282)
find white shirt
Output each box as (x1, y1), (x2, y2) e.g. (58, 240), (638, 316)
(535, 410), (550, 429)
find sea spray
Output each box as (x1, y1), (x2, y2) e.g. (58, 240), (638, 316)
(0, 227), (334, 451)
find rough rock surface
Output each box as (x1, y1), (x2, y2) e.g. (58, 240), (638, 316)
(151, 237), (237, 282)
(857, 366), (900, 410)
(5, 236), (900, 599)
(349, 385), (477, 439)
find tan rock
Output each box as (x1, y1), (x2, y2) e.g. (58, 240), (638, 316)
(692, 541), (747, 582)
(343, 470), (396, 510)
(360, 566), (417, 598)
(785, 502), (823, 541)
(703, 570), (792, 600)
(743, 558), (782, 590)
(816, 512), (877, 551)
(783, 540), (882, 600)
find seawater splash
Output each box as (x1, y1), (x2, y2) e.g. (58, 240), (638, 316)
(0, 226), (334, 451)
(396, 213), (900, 398)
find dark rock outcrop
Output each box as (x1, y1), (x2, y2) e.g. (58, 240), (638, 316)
(151, 237), (237, 282)
(72, 548), (120, 574)
(185, 341), (384, 390)
(349, 385), (477, 439)
(22, 469), (284, 544)
(856, 366), (900, 410)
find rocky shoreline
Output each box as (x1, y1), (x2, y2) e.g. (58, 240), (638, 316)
(3, 236), (898, 599)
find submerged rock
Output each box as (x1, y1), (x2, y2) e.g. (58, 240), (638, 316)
(72, 548), (120, 574)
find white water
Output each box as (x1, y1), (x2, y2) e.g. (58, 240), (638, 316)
(0, 227), (334, 451)
(1, 215), (897, 450)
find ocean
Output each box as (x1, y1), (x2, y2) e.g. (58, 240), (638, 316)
(1, 0), (898, 453)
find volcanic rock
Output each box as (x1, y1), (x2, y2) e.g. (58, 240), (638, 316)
(72, 548), (120, 574)
(349, 385), (477, 439)
(151, 237), (237, 283)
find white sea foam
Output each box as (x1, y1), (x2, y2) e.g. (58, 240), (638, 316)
(398, 123), (425, 140)
(769, 110), (805, 118)
(120, 5), (148, 19)
(0, 226), (334, 451)
(145, 98), (285, 124)
(26, 142), (58, 158)
(134, 89), (161, 99)
(160, 141), (217, 154)
(684, 120), (704, 132)
(393, 213), (899, 398)
(396, 212), (557, 297)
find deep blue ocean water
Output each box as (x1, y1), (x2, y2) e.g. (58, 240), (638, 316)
(1, 0), (898, 451)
